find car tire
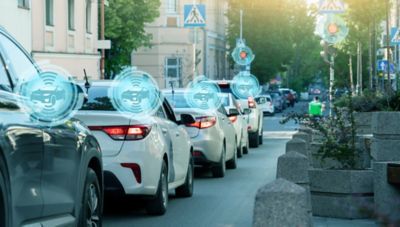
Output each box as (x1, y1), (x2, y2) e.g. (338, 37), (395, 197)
(79, 168), (102, 227)
(259, 128), (263, 145)
(243, 136), (249, 154)
(146, 160), (168, 215)
(211, 145), (226, 178)
(175, 154), (194, 198)
(226, 140), (237, 170)
(237, 137), (243, 158)
(249, 132), (259, 148)
(0, 157), (10, 227)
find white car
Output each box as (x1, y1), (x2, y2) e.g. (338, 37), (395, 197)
(75, 81), (195, 215)
(213, 80), (264, 148)
(256, 95), (275, 116)
(163, 90), (238, 178)
(220, 93), (250, 156)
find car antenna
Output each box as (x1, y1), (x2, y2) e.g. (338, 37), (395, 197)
(83, 69), (91, 94)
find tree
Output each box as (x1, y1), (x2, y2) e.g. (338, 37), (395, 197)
(104, 0), (160, 78)
(227, 0), (323, 92)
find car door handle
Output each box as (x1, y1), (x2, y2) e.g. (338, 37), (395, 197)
(175, 132), (180, 137)
(162, 128), (168, 134)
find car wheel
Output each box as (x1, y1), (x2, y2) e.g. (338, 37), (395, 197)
(226, 145), (237, 169)
(146, 160), (168, 215)
(243, 136), (249, 154)
(0, 158), (10, 227)
(175, 153), (194, 198)
(237, 137), (243, 158)
(259, 128), (263, 145)
(249, 132), (259, 148)
(79, 168), (102, 227)
(211, 145), (226, 178)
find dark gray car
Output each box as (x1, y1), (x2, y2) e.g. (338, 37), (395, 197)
(0, 27), (103, 227)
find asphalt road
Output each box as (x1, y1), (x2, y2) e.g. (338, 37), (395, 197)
(103, 103), (305, 227)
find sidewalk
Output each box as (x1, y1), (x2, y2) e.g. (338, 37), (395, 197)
(313, 217), (378, 227)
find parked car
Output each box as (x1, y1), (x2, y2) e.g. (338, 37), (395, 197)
(279, 88), (295, 107)
(163, 90), (238, 178)
(211, 80), (264, 148)
(269, 91), (284, 112)
(255, 95), (275, 116)
(76, 82), (195, 215)
(220, 92), (250, 157)
(0, 27), (103, 227)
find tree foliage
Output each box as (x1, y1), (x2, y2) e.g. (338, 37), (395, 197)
(227, 0), (324, 91)
(104, 0), (160, 78)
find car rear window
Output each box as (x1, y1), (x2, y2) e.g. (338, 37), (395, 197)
(163, 93), (191, 108)
(80, 86), (115, 111)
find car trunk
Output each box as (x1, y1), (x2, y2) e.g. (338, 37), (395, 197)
(74, 111), (131, 157)
(173, 108), (209, 138)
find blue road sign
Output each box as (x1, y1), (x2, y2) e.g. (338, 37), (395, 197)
(184, 4), (206, 28)
(377, 60), (396, 73)
(391, 27), (400, 45)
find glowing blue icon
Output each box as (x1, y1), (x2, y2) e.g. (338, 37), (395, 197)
(231, 72), (260, 99)
(185, 76), (222, 110)
(15, 71), (80, 126)
(231, 45), (255, 66)
(109, 68), (161, 119)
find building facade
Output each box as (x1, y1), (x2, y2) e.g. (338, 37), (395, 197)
(31, 0), (100, 80)
(132, 0), (230, 89)
(0, 0), (32, 52)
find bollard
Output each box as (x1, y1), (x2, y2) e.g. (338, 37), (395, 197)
(253, 178), (311, 227)
(293, 132), (311, 145)
(277, 151), (312, 219)
(286, 138), (308, 157)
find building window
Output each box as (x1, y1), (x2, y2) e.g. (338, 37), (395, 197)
(166, 0), (177, 14)
(165, 57), (182, 87)
(18, 0), (30, 9)
(86, 0), (92, 33)
(68, 0), (75, 30)
(46, 0), (54, 26)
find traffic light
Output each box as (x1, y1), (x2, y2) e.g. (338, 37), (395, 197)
(232, 46), (254, 66)
(195, 49), (201, 67)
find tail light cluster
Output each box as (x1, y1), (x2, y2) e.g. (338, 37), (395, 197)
(248, 97), (256, 109)
(88, 125), (151, 140)
(186, 116), (217, 129)
(228, 116), (238, 123)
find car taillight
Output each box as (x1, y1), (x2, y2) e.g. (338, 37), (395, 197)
(187, 116), (217, 129)
(88, 125), (151, 140)
(248, 97), (256, 109)
(228, 116), (238, 123)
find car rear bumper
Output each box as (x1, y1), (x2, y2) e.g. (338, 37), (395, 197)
(191, 131), (223, 164)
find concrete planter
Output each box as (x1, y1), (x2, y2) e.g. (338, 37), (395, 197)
(309, 169), (374, 219)
(354, 112), (373, 135)
(371, 112), (400, 162)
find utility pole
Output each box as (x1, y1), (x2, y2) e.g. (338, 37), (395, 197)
(386, 0), (392, 93)
(329, 55), (335, 117)
(240, 9), (243, 40)
(100, 0), (105, 79)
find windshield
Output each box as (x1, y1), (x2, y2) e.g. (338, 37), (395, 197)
(163, 92), (191, 108)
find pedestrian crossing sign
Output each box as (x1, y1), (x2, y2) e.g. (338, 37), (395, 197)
(391, 27), (400, 45)
(184, 4), (206, 28)
(319, 0), (345, 14)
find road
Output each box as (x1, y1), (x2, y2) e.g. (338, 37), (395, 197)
(103, 103), (304, 227)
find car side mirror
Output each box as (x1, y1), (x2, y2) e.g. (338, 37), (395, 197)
(243, 108), (251, 115)
(180, 113), (196, 125)
(228, 108), (239, 116)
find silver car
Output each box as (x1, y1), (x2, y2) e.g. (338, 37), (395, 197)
(163, 90), (238, 178)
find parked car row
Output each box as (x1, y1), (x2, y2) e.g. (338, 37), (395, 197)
(0, 28), (266, 226)
(255, 88), (298, 115)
